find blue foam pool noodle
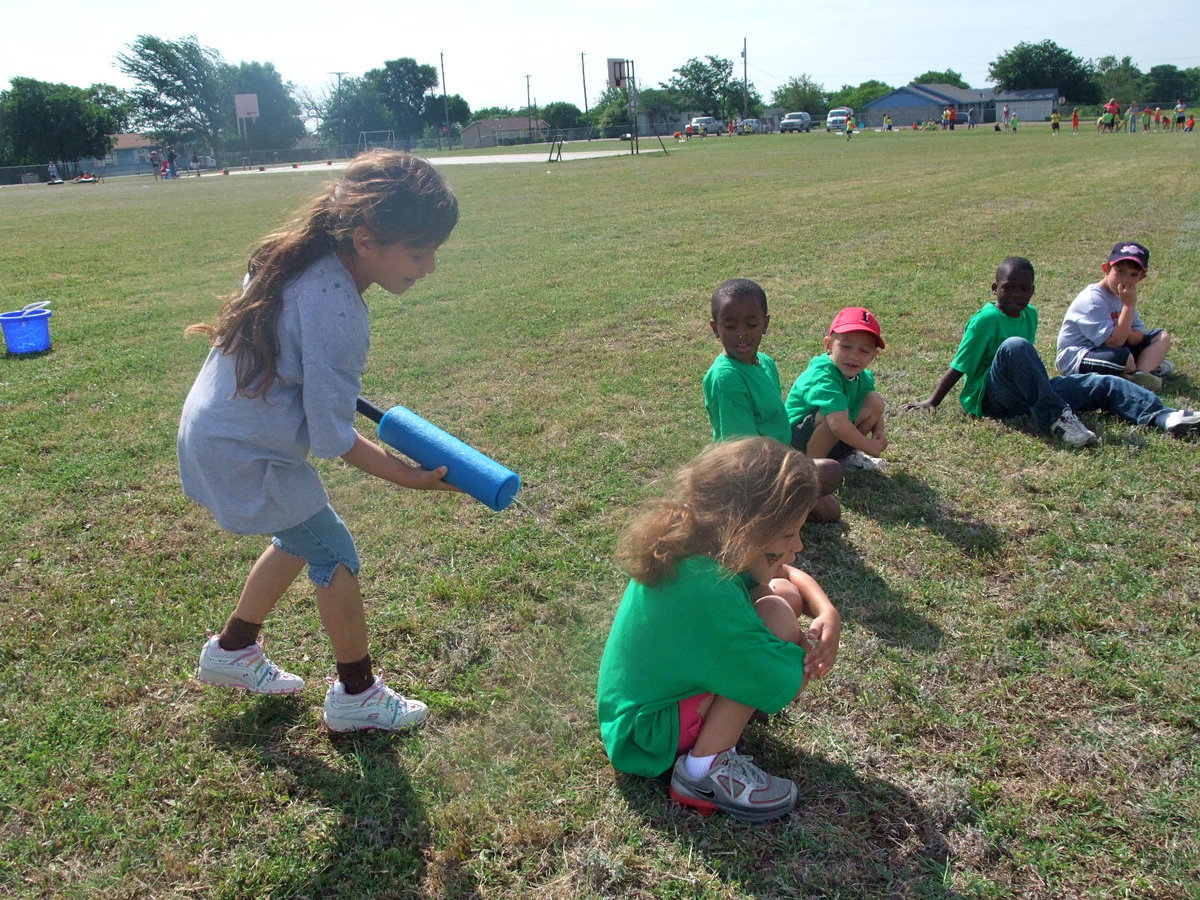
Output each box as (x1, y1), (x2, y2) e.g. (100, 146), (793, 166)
(357, 397), (520, 511)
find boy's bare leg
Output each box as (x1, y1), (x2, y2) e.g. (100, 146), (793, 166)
(809, 458), (842, 522)
(1133, 331), (1171, 374)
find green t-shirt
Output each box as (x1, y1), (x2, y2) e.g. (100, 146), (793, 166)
(597, 555), (807, 777)
(950, 302), (1038, 416)
(702, 352), (791, 444)
(784, 353), (876, 427)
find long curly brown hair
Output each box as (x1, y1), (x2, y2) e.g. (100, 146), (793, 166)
(187, 150), (459, 397)
(616, 438), (818, 586)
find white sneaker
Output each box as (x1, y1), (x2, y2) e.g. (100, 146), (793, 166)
(1050, 409), (1099, 448)
(196, 634), (304, 694)
(1151, 359), (1175, 379)
(841, 450), (886, 472)
(1163, 409), (1200, 438)
(324, 675), (429, 732)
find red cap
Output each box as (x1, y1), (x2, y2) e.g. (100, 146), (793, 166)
(829, 306), (884, 349)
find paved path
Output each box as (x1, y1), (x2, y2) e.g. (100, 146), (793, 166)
(229, 148), (652, 176)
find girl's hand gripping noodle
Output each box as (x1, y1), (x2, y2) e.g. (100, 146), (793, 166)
(356, 397), (521, 511)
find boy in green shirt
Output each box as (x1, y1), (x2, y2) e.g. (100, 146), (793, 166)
(786, 306), (888, 472)
(703, 278), (842, 521)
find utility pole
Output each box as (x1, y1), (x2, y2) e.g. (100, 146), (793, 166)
(526, 74), (533, 140)
(440, 52), (451, 148)
(580, 52), (589, 139)
(329, 71), (347, 158)
(741, 38), (748, 120)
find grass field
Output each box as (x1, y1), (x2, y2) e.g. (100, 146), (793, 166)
(2, 126), (1199, 899)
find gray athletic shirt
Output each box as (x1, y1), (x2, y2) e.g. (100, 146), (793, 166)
(178, 254), (370, 534)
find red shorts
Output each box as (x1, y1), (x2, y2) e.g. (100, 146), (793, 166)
(677, 693), (714, 753)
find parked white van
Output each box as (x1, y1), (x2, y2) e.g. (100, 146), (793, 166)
(825, 107), (854, 131)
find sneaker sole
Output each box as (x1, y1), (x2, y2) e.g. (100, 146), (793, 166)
(196, 672), (305, 694)
(668, 786), (796, 823)
(324, 712), (428, 733)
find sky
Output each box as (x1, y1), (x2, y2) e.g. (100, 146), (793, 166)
(3, 0), (1198, 115)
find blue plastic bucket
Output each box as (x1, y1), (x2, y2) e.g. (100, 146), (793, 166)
(1, 302), (52, 355)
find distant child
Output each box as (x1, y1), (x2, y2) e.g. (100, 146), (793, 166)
(1051, 109), (1061, 134)
(845, 115), (854, 140)
(903, 257), (1199, 444)
(1141, 106), (1151, 133)
(1010, 113), (1019, 132)
(180, 150), (462, 732)
(597, 437), (841, 822)
(1056, 241), (1174, 391)
(1127, 104), (1138, 133)
(1072, 107), (1080, 135)
(786, 307), (888, 472)
(703, 278), (843, 521)
(1187, 115), (1195, 133)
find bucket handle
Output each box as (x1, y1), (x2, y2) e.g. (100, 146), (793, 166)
(17, 302), (51, 315)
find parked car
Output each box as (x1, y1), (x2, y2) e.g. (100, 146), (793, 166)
(779, 111), (812, 133)
(738, 118), (767, 134)
(689, 116), (724, 135)
(825, 107), (855, 131)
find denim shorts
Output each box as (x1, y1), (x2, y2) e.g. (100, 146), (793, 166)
(272, 504), (360, 587)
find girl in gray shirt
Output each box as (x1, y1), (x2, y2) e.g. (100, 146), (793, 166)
(181, 150), (461, 732)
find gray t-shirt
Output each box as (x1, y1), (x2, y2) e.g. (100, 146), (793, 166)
(1056, 281), (1146, 375)
(178, 254), (370, 534)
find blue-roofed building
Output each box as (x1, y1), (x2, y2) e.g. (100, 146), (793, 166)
(862, 84), (1059, 128)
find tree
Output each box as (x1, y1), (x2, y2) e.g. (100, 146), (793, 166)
(772, 75), (828, 116)
(636, 88), (682, 131)
(587, 86), (633, 131)
(318, 75), (388, 144)
(422, 93), (471, 133)
(988, 40), (1100, 103)
(365, 58), (439, 144)
(228, 61), (305, 151)
(1144, 64), (1194, 103)
(912, 69), (969, 88)
(470, 106), (518, 122)
(0, 78), (119, 165)
(117, 35), (234, 152)
(87, 83), (135, 133)
(664, 56), (736, 119)
(829, 80), (893, 111)
(1092, 56), (1146, 104)
(540, 101), (585, 131)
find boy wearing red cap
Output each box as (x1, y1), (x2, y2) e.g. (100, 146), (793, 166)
(704, 278), (844, 520)
(1055, 241), (1174, 392)
(785, 307), (888, 472)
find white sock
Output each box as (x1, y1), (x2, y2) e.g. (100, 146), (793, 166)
(684, 751), (718, 779)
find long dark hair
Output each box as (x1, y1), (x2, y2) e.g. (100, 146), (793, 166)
(187, 150), (459, 397)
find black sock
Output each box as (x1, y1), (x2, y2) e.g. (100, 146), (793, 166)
(337, 655), (374, 695)
(218, 616), (262, 651)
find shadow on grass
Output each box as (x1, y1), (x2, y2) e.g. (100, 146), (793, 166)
(803, 528), (945, 654)
(616, 725), (971, 899)
(842, 470), (1005, 557)
(212, 698), (430, 898)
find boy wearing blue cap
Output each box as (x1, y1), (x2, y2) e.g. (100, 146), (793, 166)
(1056, 241), (1174, 392)
(904, 257), (1200, 445)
